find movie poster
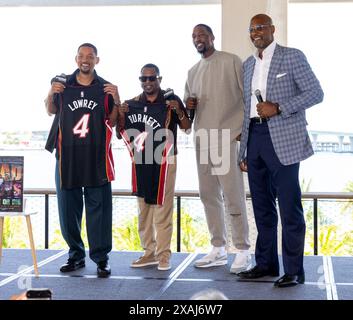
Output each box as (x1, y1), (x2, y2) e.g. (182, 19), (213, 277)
(0, 156), (24, 212)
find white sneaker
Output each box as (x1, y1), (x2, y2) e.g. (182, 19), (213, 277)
(230, 250), (252, 274)
(194, 246), (228, 268)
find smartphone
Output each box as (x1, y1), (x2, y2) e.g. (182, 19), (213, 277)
(26, 288), (52, 300)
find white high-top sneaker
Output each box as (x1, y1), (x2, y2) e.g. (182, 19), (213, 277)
(194, 246), (228, 268)
(230, 250), (252, 273)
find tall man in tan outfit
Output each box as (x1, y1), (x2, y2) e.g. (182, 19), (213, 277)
(185, 24), (251, 273)
(118, 64), (191, 271)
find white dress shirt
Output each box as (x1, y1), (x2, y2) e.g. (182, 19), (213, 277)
(250, 41), (277, 119)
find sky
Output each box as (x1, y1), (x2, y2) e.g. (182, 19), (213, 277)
(0, 5), (220, 132)
(0, 3), (351, 135)
(288, 2), (353, 134)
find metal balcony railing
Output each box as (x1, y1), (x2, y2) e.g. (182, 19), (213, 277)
(22, 189), (353, 255)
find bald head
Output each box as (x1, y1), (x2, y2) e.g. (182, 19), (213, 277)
(250, 14), (273, 26)
(249, 13), (275, 54)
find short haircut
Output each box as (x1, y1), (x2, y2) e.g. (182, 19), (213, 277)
(251, 14), (273, 26)
(77, 43), (98, 56)
(141, 63), (160, 76)
(194, 24), (214, 36)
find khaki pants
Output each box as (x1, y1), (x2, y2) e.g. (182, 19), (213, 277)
(196, 142), (250, 249)
(137, 156), (176, 260)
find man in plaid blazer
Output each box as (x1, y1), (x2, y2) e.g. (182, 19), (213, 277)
(237, 14), (323, 287)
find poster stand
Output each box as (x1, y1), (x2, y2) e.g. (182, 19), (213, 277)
(0, 157), (38, 276)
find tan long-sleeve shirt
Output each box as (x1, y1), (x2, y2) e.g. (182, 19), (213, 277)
(185, 50), (244, 150)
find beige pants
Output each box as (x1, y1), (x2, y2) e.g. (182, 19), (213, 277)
(137, 156), (176, 260)
(196, 142), (250, 249)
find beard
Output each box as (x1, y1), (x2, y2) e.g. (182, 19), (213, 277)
(196, 43), (207, 54)
(79, 64), (92, 75)
(143, 87), (156, 96)
(80, 68), (91, 75)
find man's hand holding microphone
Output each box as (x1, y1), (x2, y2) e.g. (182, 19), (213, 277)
(45, 74), (67, 115)
(164, 88), (187, 122)
(49, 74), (66, 96)
(168, 100), (185, 120)
(254, 89), (281, 119)
(185, 94), (198, 122)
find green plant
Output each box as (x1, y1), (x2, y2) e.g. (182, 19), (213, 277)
(113, 215), (142, 251)
(301, 178), (353, 256)
(49, 215), (88, 250)
(305, 224), (353, 256)
(173, 209), (209, 252)
(2, 216), (28, 248)
(112, 208), (209, 253)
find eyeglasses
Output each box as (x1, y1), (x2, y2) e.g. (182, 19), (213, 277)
(139, 75), (160, 82)
(249, 24), (272, 33)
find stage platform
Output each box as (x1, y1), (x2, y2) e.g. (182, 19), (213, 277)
(0, 249), (352, 300)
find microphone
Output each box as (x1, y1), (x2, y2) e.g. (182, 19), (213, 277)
(164, 88), (179, 115)
(188, 94), (198, 122)
(163, 88), (174, 100)
(254, 89), (263, 103)
(52, 73), (67, 85)
(254, 89), (266, 123)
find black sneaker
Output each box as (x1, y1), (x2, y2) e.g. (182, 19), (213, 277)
(60, 259), (85, 273)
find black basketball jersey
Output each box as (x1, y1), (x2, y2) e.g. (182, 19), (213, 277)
(58, 83), (115, 189)
(120, 99), (173, 205)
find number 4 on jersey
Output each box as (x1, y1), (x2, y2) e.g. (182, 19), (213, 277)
(73, 114), (90, 138)
(134, 131), (149, 152)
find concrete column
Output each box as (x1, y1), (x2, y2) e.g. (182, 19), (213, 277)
(338, 135), (344, 152)
(221, 0), (288, 61)
(349, 136), (353, 152)
(267, 0), (287, 46)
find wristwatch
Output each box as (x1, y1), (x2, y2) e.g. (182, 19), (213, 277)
(275, 103), (282, 115)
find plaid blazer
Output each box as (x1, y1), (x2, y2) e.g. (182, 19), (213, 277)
(239, 44), (324, 165)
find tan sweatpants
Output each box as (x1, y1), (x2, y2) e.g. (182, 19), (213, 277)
(137, 156), (177, 260)
(196, 142), (250, 249)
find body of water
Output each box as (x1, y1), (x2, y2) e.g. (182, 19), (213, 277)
(1, 143), (352, 193)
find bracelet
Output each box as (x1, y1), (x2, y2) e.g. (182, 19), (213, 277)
(114, 102), (121, 107)
(178, 112), (185, 121)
